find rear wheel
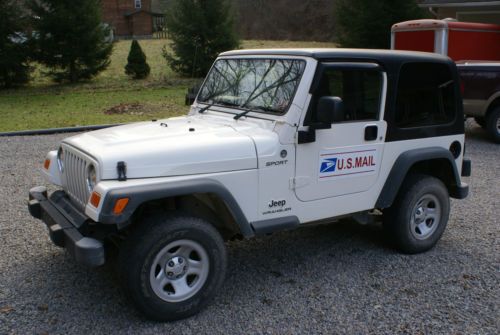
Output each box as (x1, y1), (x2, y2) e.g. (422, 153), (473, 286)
(486, 107), (500, 143)
(383, 174), (450, 254)
(119, 214), (227, 321)
(474, 116), (486, 128)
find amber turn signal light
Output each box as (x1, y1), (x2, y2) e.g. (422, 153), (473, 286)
(90, 192), (101, 208)
(113, 198), (129, 215)
(43, 159), (51, 170)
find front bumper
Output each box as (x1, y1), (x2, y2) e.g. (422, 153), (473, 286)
(28, 186), (105, 267)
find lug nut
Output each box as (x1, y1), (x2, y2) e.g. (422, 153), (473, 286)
(168, 261), (174, 267)
(179, 258), (183, 264)
(167, 272), (173, 276)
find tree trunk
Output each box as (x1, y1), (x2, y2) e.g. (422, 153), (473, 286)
(70, 61), (76, 83)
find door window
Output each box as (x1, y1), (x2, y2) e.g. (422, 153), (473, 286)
(311, 67), (383, 123)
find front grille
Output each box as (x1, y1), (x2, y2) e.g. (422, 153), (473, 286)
(61, 146), (93, 210)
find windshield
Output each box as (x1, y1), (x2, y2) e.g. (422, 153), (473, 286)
(197, 58), (306, 115)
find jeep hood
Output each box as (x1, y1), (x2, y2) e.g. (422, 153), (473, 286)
(63, 116), (262, 179)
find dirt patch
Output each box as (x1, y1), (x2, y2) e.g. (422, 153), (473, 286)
(104, 102), (187, 118)
(104, 103), (144, 115)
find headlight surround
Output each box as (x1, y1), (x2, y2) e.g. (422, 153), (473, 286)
(86, 164), (97, 192)
(57, 147), (64, 172)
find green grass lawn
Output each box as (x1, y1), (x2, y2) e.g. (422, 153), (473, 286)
(0, 39), (337, 132)
(0, 87), (187, 131)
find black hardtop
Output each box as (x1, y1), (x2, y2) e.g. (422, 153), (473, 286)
(220, 48), (453, 68)
(221, 48), (462, 142)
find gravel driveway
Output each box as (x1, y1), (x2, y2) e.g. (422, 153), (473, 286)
(0, 121), (498, 334)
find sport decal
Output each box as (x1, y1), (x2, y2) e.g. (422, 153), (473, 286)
(318, 147), (380, 180)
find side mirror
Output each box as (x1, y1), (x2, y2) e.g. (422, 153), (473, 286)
(298, 96), (344, 144)
(317, 96), (344, 124)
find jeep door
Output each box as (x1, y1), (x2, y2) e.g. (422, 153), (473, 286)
(294, 63), (387, 201)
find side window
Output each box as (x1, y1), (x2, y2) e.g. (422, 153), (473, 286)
(396, 62), (456, 128)
(314, 68), (383, 122)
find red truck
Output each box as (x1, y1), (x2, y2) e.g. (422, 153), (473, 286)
(391, 19), (500, 142)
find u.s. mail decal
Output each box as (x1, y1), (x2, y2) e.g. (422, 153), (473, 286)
(319, 147), (380, 180)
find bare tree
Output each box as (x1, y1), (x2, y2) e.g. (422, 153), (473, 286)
(234, 0), (336, 42)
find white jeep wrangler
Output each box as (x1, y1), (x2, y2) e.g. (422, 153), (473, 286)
(29, 49), (471, 321)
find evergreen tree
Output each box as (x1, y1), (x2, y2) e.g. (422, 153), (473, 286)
(335, 0), (427, 49)
(0, 0), (31, 88)
(125, 40), (150, 79)
(163, 0), (239, 77)
(29, 0), (113, 83)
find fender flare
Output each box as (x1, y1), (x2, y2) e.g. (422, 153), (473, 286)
(98, 178), (254, 237)
(375, 147), (464, 209)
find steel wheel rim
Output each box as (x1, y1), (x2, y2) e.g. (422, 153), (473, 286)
(410, 194), (441, 240)
(149, 239), (209, 303)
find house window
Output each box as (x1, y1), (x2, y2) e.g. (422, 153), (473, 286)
(135, 0), (142, 9)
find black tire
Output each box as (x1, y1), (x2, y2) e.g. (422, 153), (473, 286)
(474, 116), (486, 128)
(485, 107), (500, 143)
(118, 213), (227, 321)
(383, 174), (450, 254)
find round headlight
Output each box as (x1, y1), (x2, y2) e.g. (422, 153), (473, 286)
(57, 147), (64, 172)
(86, 164), (97, 192)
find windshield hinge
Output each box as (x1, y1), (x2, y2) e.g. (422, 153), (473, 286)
(117, 161), (127, 181)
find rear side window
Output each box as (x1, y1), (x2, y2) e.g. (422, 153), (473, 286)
(396, 63), (456, 128)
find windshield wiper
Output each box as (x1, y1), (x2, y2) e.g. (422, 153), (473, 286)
(233, 105), (278, 120)
(233, 107), (252, 120)
(198, 102), (215, 114)
(198, 100), (240, 114)
(201, 101), (279, 120)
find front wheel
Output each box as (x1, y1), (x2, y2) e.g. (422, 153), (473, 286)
(383, 174), (450, 254)
(119, 214), (227, 321)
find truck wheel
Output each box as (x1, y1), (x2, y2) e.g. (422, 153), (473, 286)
(119, 214), (227, 321)
(486, 107), (500, 143)
(383, 174), (450, 254)
(474, 117), (486, 128)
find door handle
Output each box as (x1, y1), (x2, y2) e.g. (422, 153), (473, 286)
(364, 125), (378, 141)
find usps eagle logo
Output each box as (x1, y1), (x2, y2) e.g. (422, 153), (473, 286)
(320, 158), (337, 173)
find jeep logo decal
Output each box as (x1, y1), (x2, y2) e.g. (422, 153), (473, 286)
(268, 199), (286, 208)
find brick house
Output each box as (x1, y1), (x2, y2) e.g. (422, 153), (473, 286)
(418, 0), (500, 24)
(101, 0), (167, 38)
